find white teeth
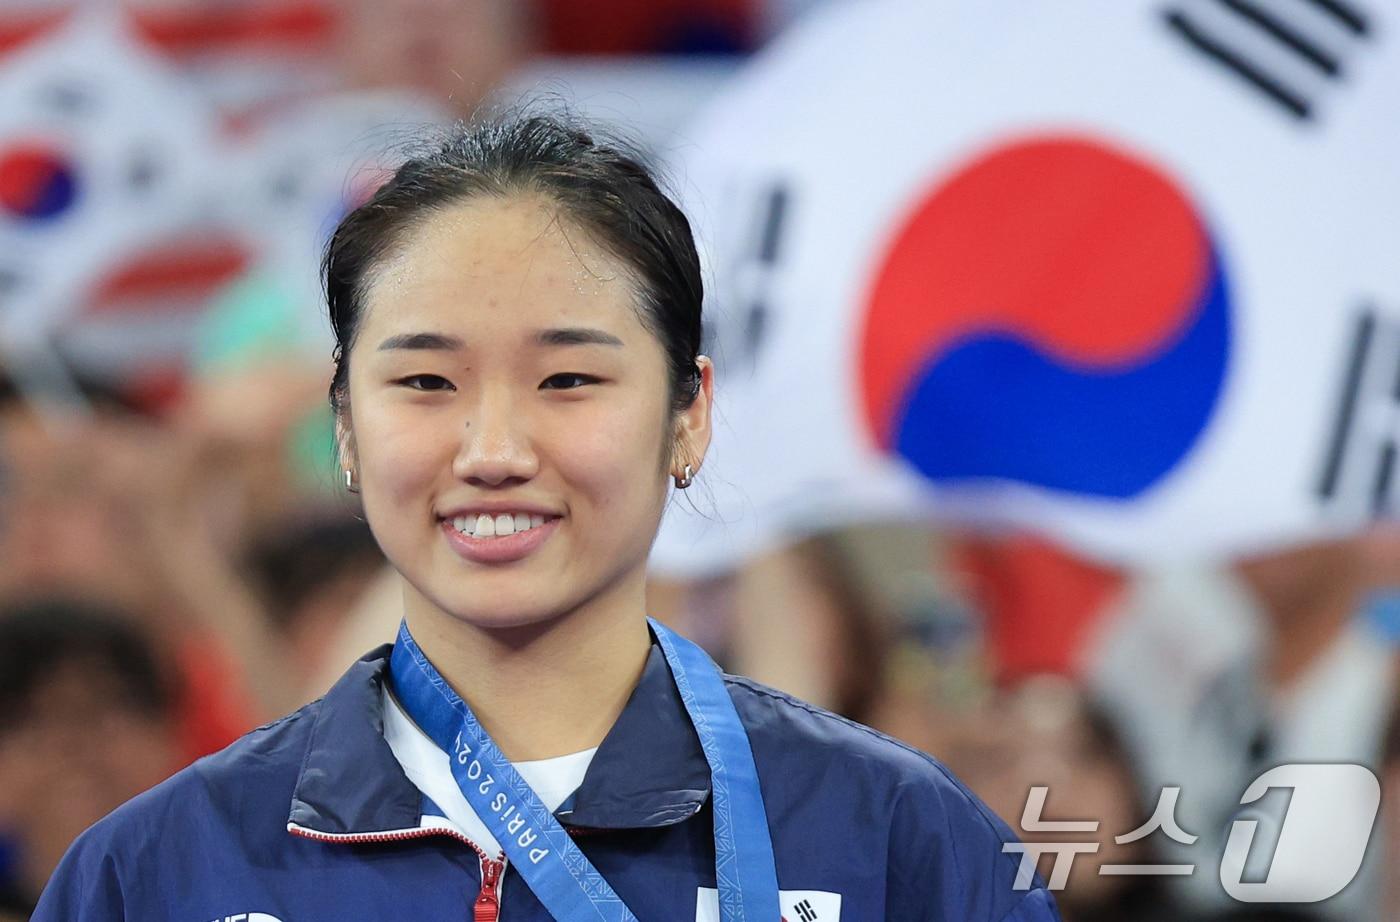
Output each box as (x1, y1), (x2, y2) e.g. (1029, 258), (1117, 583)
(450, 512), (553, 538)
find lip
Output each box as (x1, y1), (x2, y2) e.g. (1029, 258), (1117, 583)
(440, 516), (560, 565)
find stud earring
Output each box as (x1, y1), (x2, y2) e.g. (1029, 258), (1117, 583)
(674, 463), (694, 489)
(344, 468), (360, 493)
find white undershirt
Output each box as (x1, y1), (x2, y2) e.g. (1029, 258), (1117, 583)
(381, 686), (597, 856)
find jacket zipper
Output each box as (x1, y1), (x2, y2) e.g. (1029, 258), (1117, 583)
(289, 823), (508, 918)
(474, 854), (505, 921)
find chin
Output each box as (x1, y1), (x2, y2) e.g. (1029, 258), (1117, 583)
(433, 589), (572, 634)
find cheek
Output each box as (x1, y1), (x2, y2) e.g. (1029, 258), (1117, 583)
(552, 403), (667, 508)
(352, 401), (451, 499)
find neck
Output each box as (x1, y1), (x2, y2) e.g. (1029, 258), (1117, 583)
(402, 580), (652, 762)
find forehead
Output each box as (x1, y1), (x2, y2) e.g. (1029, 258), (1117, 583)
(359, 193), (642, 341)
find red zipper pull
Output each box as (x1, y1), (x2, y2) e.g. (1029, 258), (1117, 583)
(474, 856), (504, 922)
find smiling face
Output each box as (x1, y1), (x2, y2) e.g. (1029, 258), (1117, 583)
(341, 193), (710, 634)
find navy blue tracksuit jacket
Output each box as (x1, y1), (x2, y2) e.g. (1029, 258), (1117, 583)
(35, 643), (1059, 920)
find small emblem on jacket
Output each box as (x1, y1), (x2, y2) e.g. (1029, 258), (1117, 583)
(695, 888), (841, 921)
(208, 914), (284, 922)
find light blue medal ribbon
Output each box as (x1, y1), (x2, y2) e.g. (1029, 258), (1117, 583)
(389, 619), (780, 922)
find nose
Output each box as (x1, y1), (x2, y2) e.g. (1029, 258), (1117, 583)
(451, 386), (539, 487)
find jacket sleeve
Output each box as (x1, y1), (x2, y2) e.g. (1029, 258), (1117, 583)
(29, 826), (127, 922)
(886, 770), (1063, 921)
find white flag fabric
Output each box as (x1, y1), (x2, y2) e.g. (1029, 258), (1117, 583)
(0, 10), (249, 379)
(652, 0), (1400, 575)
(219, 89), (446, 356)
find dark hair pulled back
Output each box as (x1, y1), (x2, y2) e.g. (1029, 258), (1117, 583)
(323, 110), (704, 422)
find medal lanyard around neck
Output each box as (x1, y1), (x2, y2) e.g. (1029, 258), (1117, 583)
(389, 619), (781, 922)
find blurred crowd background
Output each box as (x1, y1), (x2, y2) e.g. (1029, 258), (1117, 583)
(1, 1), (1397, 920)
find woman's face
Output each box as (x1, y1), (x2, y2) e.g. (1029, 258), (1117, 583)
(343, 193), (709, 632)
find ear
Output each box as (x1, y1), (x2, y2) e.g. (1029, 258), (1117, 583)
(672, 355), (714, 477)
(335, 412), (358, 477)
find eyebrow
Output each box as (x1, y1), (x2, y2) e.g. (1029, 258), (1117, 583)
(536, 327), (624, 347)
(376, 332), (465, 351)
(375, 328), (624, 352)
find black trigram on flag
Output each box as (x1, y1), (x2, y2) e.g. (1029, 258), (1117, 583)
(703, 180), (790, 379)
(1316, 307), (1400, 515)
(794, 899), (818, 922)
(1164, 0), (1374, 119)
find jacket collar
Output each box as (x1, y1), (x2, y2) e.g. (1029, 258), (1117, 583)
(288, 646), (421, 836)
(288, 641), (711, 837)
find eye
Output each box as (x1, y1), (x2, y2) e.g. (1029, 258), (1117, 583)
(396, 374), (455, 392)
(540, 373), (600, 390)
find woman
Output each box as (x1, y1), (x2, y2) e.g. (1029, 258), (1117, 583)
(33, 113), (1058, 921)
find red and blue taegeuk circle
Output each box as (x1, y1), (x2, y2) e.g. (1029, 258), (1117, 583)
(0, 141), (79, 222)
(858, 136), (1231, 499)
